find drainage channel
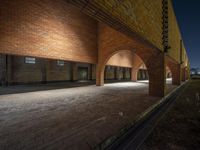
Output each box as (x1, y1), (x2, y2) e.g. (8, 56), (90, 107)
(96, 81), (188, 150)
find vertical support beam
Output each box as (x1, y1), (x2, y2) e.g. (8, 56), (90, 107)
(41, 58), (47, 84)
(172, 64), (181, 85)
(96, 64), (104, 86)
(114, 67), (117, 80)
(116, 67), (120, 80)
(0, 54), (5, 86)
(131, 68), (138, 81)
(104, 66), (107, 80)
(181, 67), (186, 81)
(185, 67), (189, 80)
(6, 55), (13, 85)
(180, 39), (183, 64)
(0, 55), (7, 86)
(72, 62), (78, 81)
(88, 64), (92, 80)
(123, 68), (126, 80)
(91, 64), (96, 80)
(148, 53), (166, 97)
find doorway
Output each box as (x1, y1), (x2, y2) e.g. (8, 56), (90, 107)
(78, 67), (88, 81)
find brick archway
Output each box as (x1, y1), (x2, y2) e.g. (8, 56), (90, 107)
(166, 66), (172, 79)
(166, 56), (181, 85)
(97, 49), (148, 83)
(96, 23), (166, 97)
(131, 53), (146, 81)
(96, 47), (151, 84)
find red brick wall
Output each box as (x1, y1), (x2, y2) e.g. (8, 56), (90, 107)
(0, 0), (98, 64)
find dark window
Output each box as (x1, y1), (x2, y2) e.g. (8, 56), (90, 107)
(25, 57), (36, 64)
(57, 60), (64, 66)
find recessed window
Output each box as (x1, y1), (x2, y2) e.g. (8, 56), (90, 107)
(57, 60), (64, 66)
(25, 57), (36, 64)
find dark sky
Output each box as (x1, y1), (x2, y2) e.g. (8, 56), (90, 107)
(172, 0), (200, 68)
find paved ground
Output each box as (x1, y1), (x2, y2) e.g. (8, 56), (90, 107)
(0, 80), (176, 150)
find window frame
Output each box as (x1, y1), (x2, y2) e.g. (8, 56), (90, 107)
(57, 60), (65, 66)
(24, 57), (36, 64)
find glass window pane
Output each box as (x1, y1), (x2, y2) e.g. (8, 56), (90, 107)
(25, 57), (36, 64)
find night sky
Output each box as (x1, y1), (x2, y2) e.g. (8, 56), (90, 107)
(172, 0), (200, 68)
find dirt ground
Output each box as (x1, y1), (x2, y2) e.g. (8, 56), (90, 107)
(0, 80), (176, 150)
(143, 79), (200, 150)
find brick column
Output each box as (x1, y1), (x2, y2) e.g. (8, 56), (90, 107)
(123, 68), (126, 80)
(148, 53), (166, 97)
(91, 64), (96, 80)
(116, 67), (120, 80)
(6, 55), (13, 85)
(185, 68), (189, 80)
(96, 64), (104, 86)
(114, 67), (117, 80)
(172, 64), (181, 85)
(181, 67), (186, 81)
(41, 59), (47, 84)
(72, 62), (78, 81)
(131, 68), (138, 81)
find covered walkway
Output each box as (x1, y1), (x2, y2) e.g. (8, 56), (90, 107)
(0, 80), (176, 150)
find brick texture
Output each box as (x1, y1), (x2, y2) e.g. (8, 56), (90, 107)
(96, 23), (166, 96)
(94, 0), (163, 50)
(0, 0), (98, 64)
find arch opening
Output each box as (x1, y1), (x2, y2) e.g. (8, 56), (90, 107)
(166, 65), (172, 85)
(101, 50), (149, 86)
(137, 63), (149, 81)
(166, 56), (181, 86)
(96, 46), (166, 97)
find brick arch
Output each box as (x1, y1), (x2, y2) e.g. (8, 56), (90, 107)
(132, 53), (148, 81)
(96, 46), (166, 96)
(104, 49), (134, 68)
(96, 48), (150, 83)
(101, 49), (149, 82)
(166, 65), (172, 79)
(166, 56), (181, 85)
(97, 23), (166, 96)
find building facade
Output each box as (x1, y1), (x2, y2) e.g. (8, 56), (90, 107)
(0, 0), (190, 96)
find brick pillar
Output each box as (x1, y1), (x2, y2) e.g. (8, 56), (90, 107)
(72, 62), (78, 81)
(185, 68), (189, 80)
(116, 67), (120, 80)
(148, 53), (166, 97)
(104, 66), (107, 80)
(96, 64), (104, 86)
(41, 59), (47, 84)
(172, 64), (181, 85)
(88, 64), (92, 80)
(123, 68), (126, 80)
(114, 67), (117, 80)
(6, 55), (13, 85)
(181, 67), (186, 81)
(91, 64), (96, 80)
(131, 68), (138, 81)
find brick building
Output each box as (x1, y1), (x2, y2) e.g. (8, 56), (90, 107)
(0, 0), (190, 96)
